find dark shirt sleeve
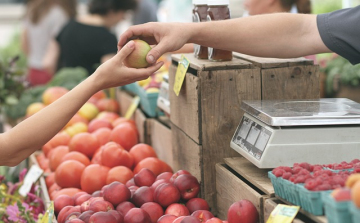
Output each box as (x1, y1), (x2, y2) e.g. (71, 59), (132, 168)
(100, 33), (118, 56)
(317, 6), (360, 65)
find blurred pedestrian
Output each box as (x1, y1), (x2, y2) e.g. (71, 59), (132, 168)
(21, 0), (76, 86)
(243, 0), (311, 16)
(132, 0), (158, 25)
(43, 0), (137, 76)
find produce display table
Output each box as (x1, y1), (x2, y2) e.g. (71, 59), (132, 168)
(169, 53), (320, 213)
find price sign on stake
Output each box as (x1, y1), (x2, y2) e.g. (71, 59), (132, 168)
(266, 204), (300, 223)
(125, 96), (140, 119)
(173, 55), (190, 96)
(19, 164), (43, 197)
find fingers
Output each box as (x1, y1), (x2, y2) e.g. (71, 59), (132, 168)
(118, 23), (160, 51)
(146, 40), (171, 64)
(130, 61), (164, 79)
(115, 41), (135, 62)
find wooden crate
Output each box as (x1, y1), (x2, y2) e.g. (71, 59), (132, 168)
(216, 157), (275, 222)
(146, 118), (173, 168)
(116, 88), (149, 143)
(169, 53), (319, 213)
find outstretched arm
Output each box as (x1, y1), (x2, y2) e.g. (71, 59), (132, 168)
(0, 41), (163, 166)
(118, 13), (330, 64)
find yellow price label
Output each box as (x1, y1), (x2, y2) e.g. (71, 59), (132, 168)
(266, 204), (300, 223)
(173, 55), (190, 96)
(125, 96), (140, 119)
(40, 201), (54, 223)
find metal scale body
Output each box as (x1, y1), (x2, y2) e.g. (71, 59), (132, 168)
(230, 98), (360, 168)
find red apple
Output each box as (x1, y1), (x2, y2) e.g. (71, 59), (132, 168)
(174, 174), (200, 200)
(108, 209), (124, 223)
(116, 201), (135, 216)
(156, 172), (173, 181)
(78, 210), (94, 223)
(124, 208), (152, 223)
(191, 210), (214, 222)
(89, 200), (114, 212)
(154, 183), (181, 207)
(157, 214), (177, 223)
(89, 211), (117, 223)
(54, 195), (74, 215)
(186, 198), (210, 214)
(140, 202), (164, 223)
(165, 203), (190, 217)
(227, 200), (258, 223)
(75, 194), (92, 206)
(170, 170), (191, 183)
(134, 168), (156, 187)
(103, 182), (131, 206)
(131, 186), (154, 207)
(205, 218), (223, 223)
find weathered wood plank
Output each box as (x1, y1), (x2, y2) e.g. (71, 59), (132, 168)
(171, 53), (252, 71)
(116, 88), (134, 118)
(233, 52), (314, 69)
(134, 108), (146, 143)
(169, 65), (201, 143)
(216, 163), (265, 221)
(224, 157), (274, 195)
(200, 68), (262, 214)
(148, 119), (173, 168)
(261, 65), (320, 100)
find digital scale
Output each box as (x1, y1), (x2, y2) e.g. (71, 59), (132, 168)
(230, 98), (360, 168)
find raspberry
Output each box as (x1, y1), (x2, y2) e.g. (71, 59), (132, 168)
(292, 167), (302, 174)
(294, 175), (306, 184)
(273, 169), (285, 177)
(282, 172), (292, 180)
(289, 176), (296, 183)
(299, 169), (310, 176)
(352, 168), (360, 173)
(305, 180), (318, 190)
(282, 166), (293, 173)
(299, 162), (312, 171)
(351, 159), (360, 164)
(317, 183), (332, 191)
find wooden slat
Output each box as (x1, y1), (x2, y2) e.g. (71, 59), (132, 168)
(261, 65), (320, 100)
(216, 163), (265, 221)
(171, 53), (252, 71)
(224, 157), (274, 195)
(134, 109), (146, 143)
(171, 124), (202, 184)
(233, 52), (314, 68)
(148, 119), (173, 168)
(199, 67), (262, 213)
(116, 89), (135, 118)
(169, 65), (201, 143)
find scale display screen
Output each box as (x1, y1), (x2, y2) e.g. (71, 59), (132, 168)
(232, 116), (272, 160)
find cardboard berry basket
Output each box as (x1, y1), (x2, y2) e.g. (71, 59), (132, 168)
(323, 192), (353, 223)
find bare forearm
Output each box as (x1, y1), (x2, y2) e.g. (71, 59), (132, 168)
(189, 13), (330, 58)
(0, 76), (100, 166)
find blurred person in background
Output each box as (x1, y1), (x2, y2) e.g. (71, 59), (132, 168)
(21, 0), (77, 86)
(132, 0), (158, 25)
(243, 0), (311, 16)
(43, 0), (137, 76)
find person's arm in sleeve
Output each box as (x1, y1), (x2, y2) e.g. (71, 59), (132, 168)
(0, 41), (164, 167)
(118, 13), (330, 64)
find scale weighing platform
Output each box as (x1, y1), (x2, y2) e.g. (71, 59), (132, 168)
(230, 98), (360, 168)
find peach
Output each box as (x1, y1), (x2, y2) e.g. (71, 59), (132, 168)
(78, 211), (94, 222)
(165, 203), (190, 217)
(206, 218), (223, 223)
(26, 102), (45, 117)
(346, 173), (360, 188)
(69, 132), (100, 158)
(66, 219), (85, 223)
(124, 40), (152, 68)
(156, 172), (173, 182)
(116, 201), (135, 216)
(134, 168), (156, 187)
(140, 202), (164, 223)
(172, 216), (186, 223)
(191, 210), (214, 222)
(92, 128), (112, 146)
(177, 216), (201, 223)
(88, 119), (112, 133)
(186, 198), (210, 214)
(331, 188), (351, 201)
(131, 186), (154, 207)
(124, 208), (152, 223)
(89, 212), (117, 223)
(54, 195), (74, 215)
(75, 194), (92, 206)
(108, 210), (124, 223)
(96, 98), (120, 113)
(89, 200), (114, 212)
(174, 174), (200, 200)
(57, 206), (81, 223)
(42, 86), (69, 105)
(157, 214), (177, 223)
(103, 182), (131, 206)
(170, 170), (191, 183)
(154, 183), (181, 207)
(96, 111), (120, 122)
(227, 200), (258, 223)
(351, 181), (360, 208)
(78, 102), (99, 120)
